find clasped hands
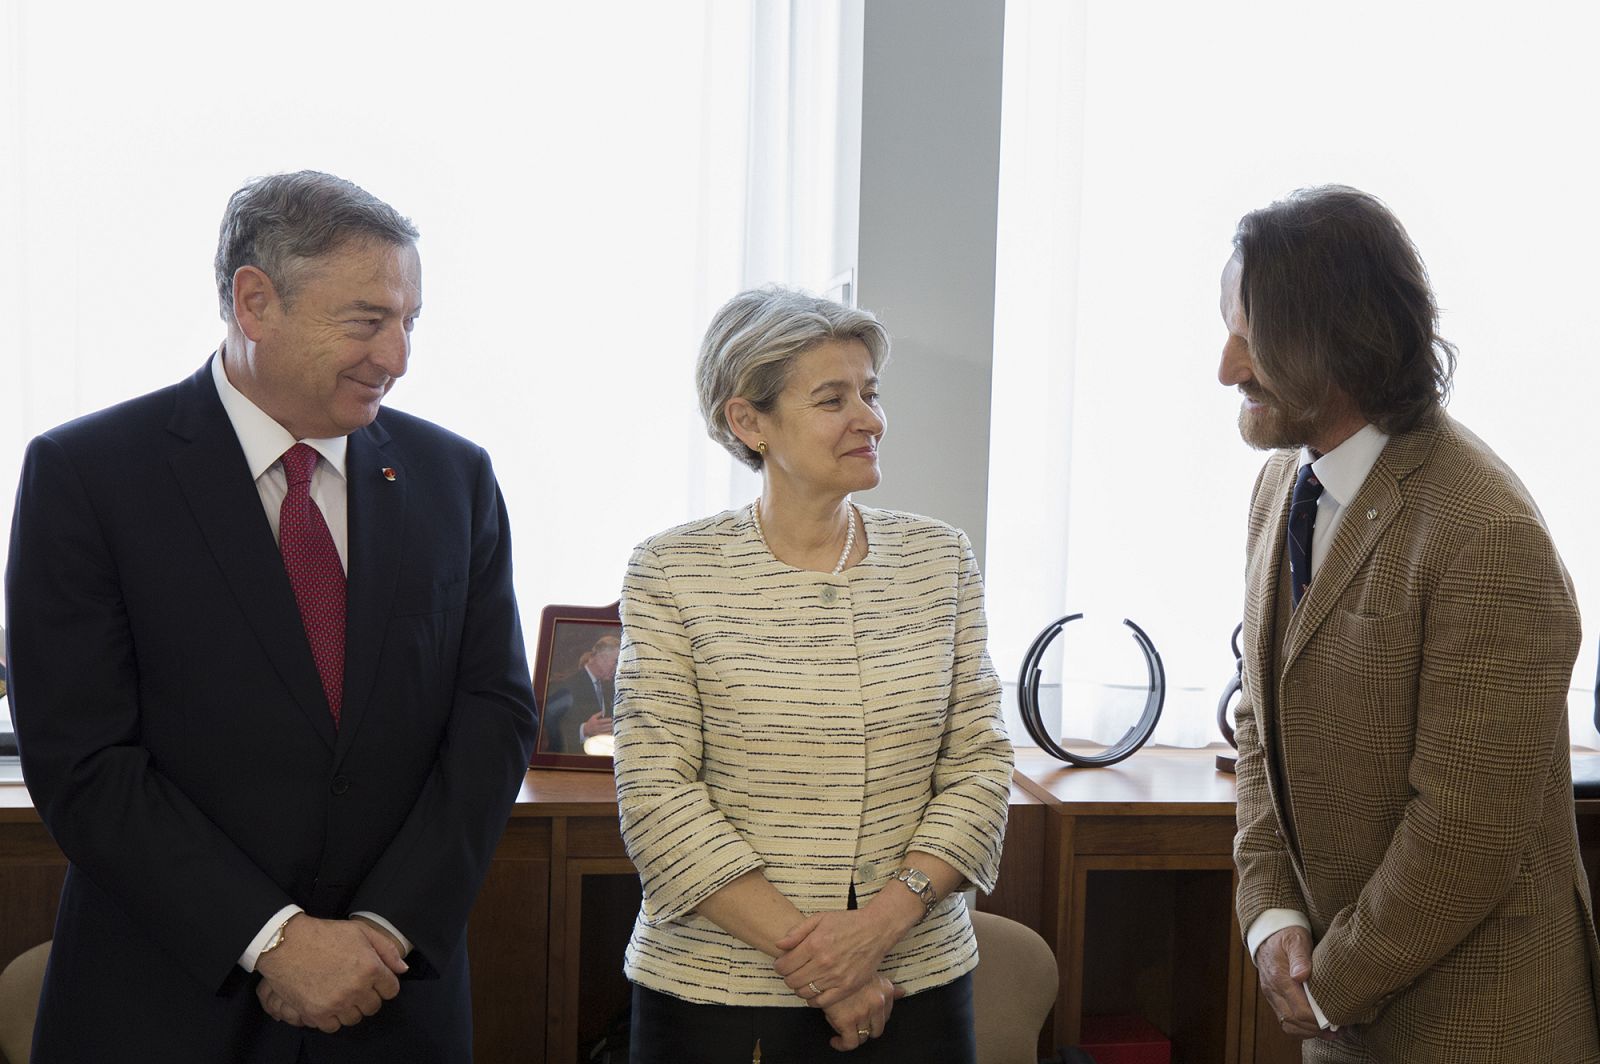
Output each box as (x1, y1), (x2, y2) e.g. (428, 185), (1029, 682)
(773, 909), (906, 1052)
(255, 915), (409, 1034)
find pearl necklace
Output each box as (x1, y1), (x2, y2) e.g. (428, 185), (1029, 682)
(751, 500), (856, 575)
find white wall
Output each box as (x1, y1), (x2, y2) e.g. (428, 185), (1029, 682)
(854, 0), (1006, 565)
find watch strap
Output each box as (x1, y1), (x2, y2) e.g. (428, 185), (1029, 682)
(258, 914), (294, 961)
(890, 866), (937, 920)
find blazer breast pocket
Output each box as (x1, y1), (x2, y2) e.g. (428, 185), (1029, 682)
(1314, 608), (1423, 753)
(391, 576), (469, 617)
(1324, 607), (1422, 675)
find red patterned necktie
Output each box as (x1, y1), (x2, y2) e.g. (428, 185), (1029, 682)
(278, 443), (345, 725)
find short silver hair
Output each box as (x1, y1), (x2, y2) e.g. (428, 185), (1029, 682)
(214, 170), (419, 322)
(697, 287), (891, 471)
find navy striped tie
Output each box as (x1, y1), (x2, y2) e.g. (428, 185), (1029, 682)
(1287, 463), (1324, 608)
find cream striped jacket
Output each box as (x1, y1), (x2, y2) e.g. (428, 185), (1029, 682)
(613, 505), (1013, 1005)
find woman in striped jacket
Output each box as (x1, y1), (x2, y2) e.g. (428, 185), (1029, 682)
(614, 287), (1014, 1062)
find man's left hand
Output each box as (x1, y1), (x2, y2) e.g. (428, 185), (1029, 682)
(255, 915), (407, 1033)
(350, 915), (406, 958)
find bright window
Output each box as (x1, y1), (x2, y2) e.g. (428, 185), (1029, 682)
(989, 0), (1600, 748)
(0, 3), (866, 762)
(0, 1), (859, 628)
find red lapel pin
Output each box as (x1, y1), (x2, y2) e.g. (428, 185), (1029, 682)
(381, 467), (397, 482)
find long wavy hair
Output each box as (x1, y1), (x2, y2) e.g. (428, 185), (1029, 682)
(1234, 185), (1455, 434)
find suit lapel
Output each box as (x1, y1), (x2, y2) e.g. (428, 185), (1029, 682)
(337, 422), (403, 762)
(1243, 454), (1297, 843)
(1281, 417), (1439, 672)
(166, 362), (338, 751)
(1245, 454), (1294, 732)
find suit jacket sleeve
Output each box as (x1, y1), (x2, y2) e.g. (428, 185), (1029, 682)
(1232, 687), (1305, 929)
(6, 434), (293, 990)
(903, 531), (1012, 893)
(346, 447), (537, 970)
(1308, 513), (1581, 1023)
(612, 543), (766, 926)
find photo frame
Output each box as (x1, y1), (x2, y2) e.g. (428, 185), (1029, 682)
(529, 602), (622, 771)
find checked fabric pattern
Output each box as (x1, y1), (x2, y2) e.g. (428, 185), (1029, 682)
(1286, 462), (1324, 608)
(278, 443), (345, 725)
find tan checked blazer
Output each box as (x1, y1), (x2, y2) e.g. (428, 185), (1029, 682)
(1233, 409), (1600, 1062)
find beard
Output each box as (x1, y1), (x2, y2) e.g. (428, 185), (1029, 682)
(1235, 386), (1324, 451)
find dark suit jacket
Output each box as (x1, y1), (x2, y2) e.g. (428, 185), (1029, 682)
(4, 360), (537, 1063)
(1232, 410), (1600, 1061)
(541, 669), (608, 754)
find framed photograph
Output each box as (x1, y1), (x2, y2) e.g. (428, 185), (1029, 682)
(529, 602), (621, 771)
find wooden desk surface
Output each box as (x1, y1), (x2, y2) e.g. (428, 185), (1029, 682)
(1013, 745), (1240, 814)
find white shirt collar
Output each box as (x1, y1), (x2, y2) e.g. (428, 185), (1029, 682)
(1300, 422), (1388, 508)
(211, 351), (348, 481)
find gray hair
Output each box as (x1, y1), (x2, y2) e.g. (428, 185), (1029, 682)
(214, 170), (419, 322)
(697, 287), (891, 471)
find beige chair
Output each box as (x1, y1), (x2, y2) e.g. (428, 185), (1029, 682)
(972, 910), (1057, 1064)
(0, 941), (48, 1064)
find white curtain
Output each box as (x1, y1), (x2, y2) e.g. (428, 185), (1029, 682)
(0, 1), (862, 644)
(989, 0), (1600, 749)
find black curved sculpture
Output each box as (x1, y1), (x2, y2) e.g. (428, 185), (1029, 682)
(1216, 621), (1243, 773)
(1017, 614), (1165, 768)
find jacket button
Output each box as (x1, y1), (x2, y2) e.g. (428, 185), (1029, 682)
(820, 585), (838, 605)
(330, 776), (351, 796)
(858, 861), (877, 881)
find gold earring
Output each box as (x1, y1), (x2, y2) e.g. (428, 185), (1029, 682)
(756, 442), (768, 455)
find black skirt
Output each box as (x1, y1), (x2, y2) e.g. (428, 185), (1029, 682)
(629, 971), (976, 1064)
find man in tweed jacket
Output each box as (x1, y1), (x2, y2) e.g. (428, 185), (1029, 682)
(1221, 186), (1600, 1062)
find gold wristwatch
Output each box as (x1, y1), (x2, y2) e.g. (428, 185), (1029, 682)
(890, 867), (937, 920)
(258, 915), (294, 963)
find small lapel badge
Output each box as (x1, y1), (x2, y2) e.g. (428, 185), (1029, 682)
(381, 467), (398, 482)
(1366, 508), (1378, 521)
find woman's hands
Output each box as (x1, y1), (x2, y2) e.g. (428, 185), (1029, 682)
(776, 910), (911, 1050)
(773, 908), (906, 1008)
(820, 975), (904, 1052)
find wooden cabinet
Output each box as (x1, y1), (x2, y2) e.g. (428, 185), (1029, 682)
(1013, 748), (1300, 1064)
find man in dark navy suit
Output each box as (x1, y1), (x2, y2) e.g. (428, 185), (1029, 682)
(4, 171), (537, 1062)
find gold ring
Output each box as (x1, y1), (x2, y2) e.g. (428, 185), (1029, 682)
(807, 981), (822, 997)
(857, 1028), (871, 1038)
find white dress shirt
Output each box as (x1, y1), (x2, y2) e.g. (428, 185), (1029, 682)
(1245, 422), (1389, 1029)
(210, 354), (413, 971)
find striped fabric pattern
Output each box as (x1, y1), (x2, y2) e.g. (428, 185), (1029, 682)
(613, 505), (1013, 1006)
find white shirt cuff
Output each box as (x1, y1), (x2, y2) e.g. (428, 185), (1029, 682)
(239, 904), (302, 972)
(352, 911), (413, 957)
(1245, 908), (1337, 1031)
(1246, 908), (1310, 959)
(1304, 983), (1335, 1031)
